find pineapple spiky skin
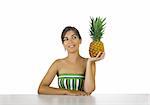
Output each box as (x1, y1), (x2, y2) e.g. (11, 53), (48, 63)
(89, 41), (104, 57)
(89, 17), (106, 57)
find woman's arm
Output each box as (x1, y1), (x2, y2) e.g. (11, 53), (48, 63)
(84, 60), (96, 94)
(84, 52), (105, 94)
(38, 60), (67, 95)
(38, 60), (88, 95)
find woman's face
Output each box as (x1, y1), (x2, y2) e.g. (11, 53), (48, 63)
(63, 30), (81, 53)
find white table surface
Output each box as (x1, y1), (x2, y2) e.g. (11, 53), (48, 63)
(0, 94), (149, 105)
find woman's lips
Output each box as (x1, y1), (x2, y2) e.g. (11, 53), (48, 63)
(68, 45), (75, 48)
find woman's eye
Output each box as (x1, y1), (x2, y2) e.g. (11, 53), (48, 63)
(63, 38), (68, 41)
(72, 36), (77, 39)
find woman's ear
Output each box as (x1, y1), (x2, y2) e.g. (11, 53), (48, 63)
(79, 39), (82, 44)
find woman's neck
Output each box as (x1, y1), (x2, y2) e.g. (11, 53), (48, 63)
(66, 51), (81, 63)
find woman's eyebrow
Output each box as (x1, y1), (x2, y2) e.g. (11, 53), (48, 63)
(71, 34), (77, 36)
(64, 34), (76, 38)
(63, 36), (68, 39)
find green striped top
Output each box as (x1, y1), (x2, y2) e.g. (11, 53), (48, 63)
(58, 74), (85, 91)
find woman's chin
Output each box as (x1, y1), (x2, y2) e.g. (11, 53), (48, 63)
(68, 49), (78, 53)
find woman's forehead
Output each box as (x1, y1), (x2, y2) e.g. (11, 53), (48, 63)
(64, 30), (76, 37)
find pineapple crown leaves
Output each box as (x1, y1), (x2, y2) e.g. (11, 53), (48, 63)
(89, 17), (106, 41)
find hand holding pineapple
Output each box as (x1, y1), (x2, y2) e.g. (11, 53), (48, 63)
(88, 51), (105, 62)
(89, 17), (106, 57)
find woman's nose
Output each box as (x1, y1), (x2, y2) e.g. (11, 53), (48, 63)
(68, 38), (73, 43)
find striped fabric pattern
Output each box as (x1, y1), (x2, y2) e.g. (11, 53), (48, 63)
(58, 74), (85, 91)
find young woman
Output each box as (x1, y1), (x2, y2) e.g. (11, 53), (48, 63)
(38, 26), (105, 96)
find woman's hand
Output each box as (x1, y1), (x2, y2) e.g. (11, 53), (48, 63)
(66, 90), (89, 96)
(88, 51), (105, 62)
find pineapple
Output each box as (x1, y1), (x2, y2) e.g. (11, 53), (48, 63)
(89, 17), (106, 57)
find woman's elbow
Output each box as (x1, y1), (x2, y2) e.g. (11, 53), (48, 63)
(38, 86), (42, 94)
(38, 85), (44, 94)
(84, 86), (95, 95)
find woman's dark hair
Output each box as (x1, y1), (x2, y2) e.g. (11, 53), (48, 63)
(61, 26), (82, 43)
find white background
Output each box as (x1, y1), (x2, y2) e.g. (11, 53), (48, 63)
(0, 0), (150, 94)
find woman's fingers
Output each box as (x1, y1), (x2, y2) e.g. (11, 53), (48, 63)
(88, 52), (105, 62)
(96, 51), (105, 58)
(80, 91), (88, 96)
(68, 90), (88, 96)
(96, 51), (102, 58)
(95, 52), (105, 61)
(100, 52), (105, 59)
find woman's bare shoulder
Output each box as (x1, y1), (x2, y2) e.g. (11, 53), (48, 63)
(53, 59), (61, 65)
(81, 57), (88, 62)
(52, 58), (67, 72)
(80, 57), (88, 67)
(53, 58), (66, 66)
